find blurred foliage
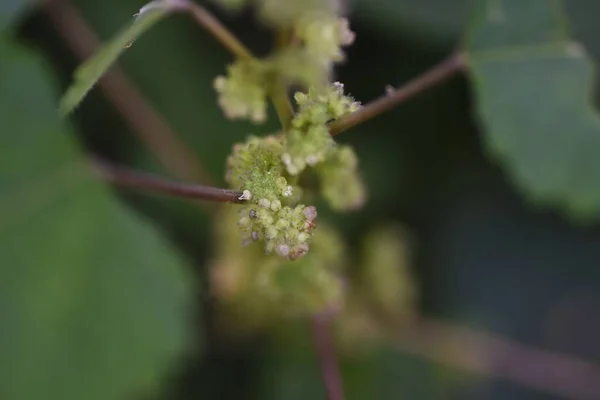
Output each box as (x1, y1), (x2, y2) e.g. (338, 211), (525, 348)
(465, 1), (600, 219)
(0, 0), (35, 32)
(3, 0), (600, 399)
(0, 36), (194, 400)
(58, 1), (175, 115)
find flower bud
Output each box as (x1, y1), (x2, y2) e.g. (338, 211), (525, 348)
(259, 198), (271, 208)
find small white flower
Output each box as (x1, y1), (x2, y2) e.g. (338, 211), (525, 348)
(282, 186), (293, 197)
(239, 190), (252, 201)
(304, 206), (318, 221)
(276, 244), (290, 257)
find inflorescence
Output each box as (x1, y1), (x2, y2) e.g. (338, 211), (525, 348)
(224, 83), (365, 260)
(207, 0), (407, 321)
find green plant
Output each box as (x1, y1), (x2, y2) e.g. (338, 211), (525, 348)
(58, 0), (414, 326)
(5, 0), (600, 399)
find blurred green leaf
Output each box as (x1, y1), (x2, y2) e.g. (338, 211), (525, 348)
(70, 0), (280, 241)
(0, 0), (35, 33)
(465, 0), (600, 219)
(59, 1), (178, 116)
(0, 38), (195, 400)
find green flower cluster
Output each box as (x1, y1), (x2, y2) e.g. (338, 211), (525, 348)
(213, 59), (267, 124)
(331, 226), (418, 352)
(294, 12), (355, 63)
(225, 135), (317, 259)
(213, 0), (354, 123)
(209, 207), (346, 326)
(224, 82), (367, 261)
(358, 226), (417, 322)
(210, 208), (418, 335)
(225, 83), (366, 259)
(257, 223), (346, 315)
(238, 203), (317, 259)
(317, 144), (367, 211)
(205, 0), (417, 337)
(282, 82), (360, 176)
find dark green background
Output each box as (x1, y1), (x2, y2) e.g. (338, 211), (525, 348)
(6, 0), (600, 399)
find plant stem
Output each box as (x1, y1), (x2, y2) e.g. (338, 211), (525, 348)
(183, 2), (294, 129)
(390, 317), (600, 400)
(313, 312), (345, 400)
(183, 1), (253, 60)
(269, 81), (294, 130)
(328, 52), (466, 136)
(44, 0), (214, 190)
(267, 28), (295, 130)
(92, 158), (245, 204)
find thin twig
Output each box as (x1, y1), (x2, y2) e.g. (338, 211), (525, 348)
(328, 52), (466, 136)
(268, 28), (295, 129)
(183, 2), (295, 129)
(269, 84), (294, 129)
(313, 312), (345, 400)
(92, 158), (245, 204)
(183, 1), (253, 60)
(390, 318), (600, 400)
(44, 0), (214, 189)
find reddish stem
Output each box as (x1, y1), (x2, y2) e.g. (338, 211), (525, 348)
(44, 0), (214, 188)
(92, 158), (244, 204)
(329, 52), (466, 136)
(313, 313), (345, 400)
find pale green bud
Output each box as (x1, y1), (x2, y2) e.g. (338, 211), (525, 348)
(266, 226), (279, 240)
(239, 216), (251, 227)
(259, 198), (271, 208)
(214, 60), (268, 124)
(276, 219), (290, 230)
(276, 244), (290, 257)
(270, 199), (282, 211)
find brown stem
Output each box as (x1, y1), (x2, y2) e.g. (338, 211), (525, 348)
(268, 28), (294, 129)
(44, 0), (214, 190)
(92, 158), (245, 204)
(183, 1), (295, 130)
(183, 1), (253, 60)
(313, 312), (345, 400)
(328, 52), (466, 136)
(391, 318), (600, 400)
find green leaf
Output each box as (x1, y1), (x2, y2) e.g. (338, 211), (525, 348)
(68, 0), (280, 239)
(0, 0), (35, 33)
(59, 1), (180, 116)
(465, 0), (600, 219)
(0, 38), (195, 400)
